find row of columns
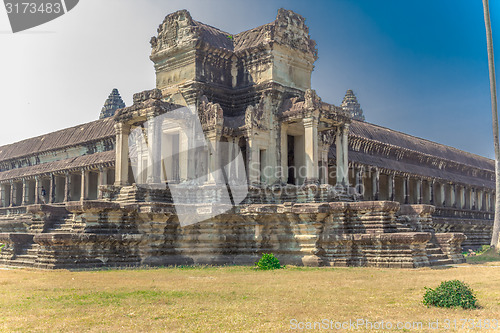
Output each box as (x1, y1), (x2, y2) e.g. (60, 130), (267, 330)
(116, 117), (350, 188)
(352, 166), (494, 211)
(0, 167), (111, 208)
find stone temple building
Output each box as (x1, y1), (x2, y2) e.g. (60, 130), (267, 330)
(0, 9), (494, 269)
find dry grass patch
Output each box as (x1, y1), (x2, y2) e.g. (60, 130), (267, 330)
(0, 263), (499, 332)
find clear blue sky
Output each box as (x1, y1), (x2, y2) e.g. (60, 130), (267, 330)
(0, 0), (499, 158)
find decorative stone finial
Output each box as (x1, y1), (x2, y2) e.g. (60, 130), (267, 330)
(342, 89), (365, 121)
(99, 89), (125, 119)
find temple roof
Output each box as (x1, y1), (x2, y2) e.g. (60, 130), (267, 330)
(349, 120), (493, 171)
(193, 20), (234, 50)
(0, 117), (115, 163)
(0, 151), (115, 181)
(151, 8), (317, 57)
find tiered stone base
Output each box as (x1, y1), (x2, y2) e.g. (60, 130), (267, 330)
(0, 200), (465, 269)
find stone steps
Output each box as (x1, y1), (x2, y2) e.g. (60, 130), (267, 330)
(426, 245), (453, 266)
(117, 186), (139, 203)
(10, 243), (39, 267)
(47, 219), (85, 233)
(429, 258), (453, 266)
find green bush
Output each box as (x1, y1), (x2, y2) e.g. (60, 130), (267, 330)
(479, 245), (491, 254)
(255, 253), (282, 270)
(423, 280), (478, 309)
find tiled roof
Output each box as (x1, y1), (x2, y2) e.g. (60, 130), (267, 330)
(193, 20), (234, 51)
(233, 23), (273, 52)
(0, 151), (115, 181)
(349, 120), (494, 171)
(0, 117), (115, 162)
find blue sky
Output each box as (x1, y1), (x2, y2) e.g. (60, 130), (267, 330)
(0, 0), (499, 158)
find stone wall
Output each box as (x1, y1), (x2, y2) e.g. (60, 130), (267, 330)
(0, 199), (465, 269)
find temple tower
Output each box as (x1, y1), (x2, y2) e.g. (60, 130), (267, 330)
(99, 89), (126, 119)
(342, 89), (365, 121)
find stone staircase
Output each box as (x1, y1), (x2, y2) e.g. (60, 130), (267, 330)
(8, 243), (40, 268)
(426, 244), (453, 266)
(0, 213), (33, 233)
(395, 214), (454, 266)
(117, 186), (141, 203)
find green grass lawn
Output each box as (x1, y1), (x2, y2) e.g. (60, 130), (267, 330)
(0, 262), (499, 332)
(466, 247), (500, 264)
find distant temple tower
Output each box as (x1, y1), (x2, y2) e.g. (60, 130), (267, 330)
(342, 90), (365, 121)
(99, 89), (126, 119)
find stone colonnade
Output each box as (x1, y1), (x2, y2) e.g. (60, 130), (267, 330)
(0, 166), (114, 208)
(349, 165), (494, 212)
(114, 118), (351, 188)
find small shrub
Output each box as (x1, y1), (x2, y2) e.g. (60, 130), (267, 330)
(255, 253), (282, 270)
(479, 245), (491, 254)
(423, 280), (478, 309)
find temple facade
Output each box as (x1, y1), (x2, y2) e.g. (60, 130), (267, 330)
(0, 9), (493, 269)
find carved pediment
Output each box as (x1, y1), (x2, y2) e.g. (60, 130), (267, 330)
(150, 10), (199, 54)
(274, 8), (318, 59)
(198, 95), (224, 131)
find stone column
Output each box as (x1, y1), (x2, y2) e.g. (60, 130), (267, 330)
(34, 177), (40, 205)
(98, 167), (108, 187)
(471, 187), (475, 210)
(389, 173), (395, 201)
(247, 137), (259, 185)
(439, 182), (445, 207)
(320, 150), (329, 185)
(0, 184), (5, 207)
(354, 166), (362, 197)
(22, 179), (28, 206)
(485, 191), (490, 211)
(304, 117), (319, 184)
(372, 167), (380, 201)
(81, 169), (89, 201)
(229, 138), (238, 181)
(335, 124), (349, 186)
(147, 118), (162, 184)
(430, 180), (435, 205)
(114, 122), (130, 186)
(416, 178), (422, 204)
(477, 189), (483, 211)
(451, 184), (456, 208)
(98, 167), (107, 199)
(178, 132), (189, 182)
(404, 176), (409, 204)
(9, 181), (14, 207)
(280, 124), (288, 183)
(491, 192), (494, 211)
(64, 172), (71, 202)
(460, 186), (466, 209)
(187, 135), (197, 181)
(49, 174), (55, 204)
(207, 134), (219, 184)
